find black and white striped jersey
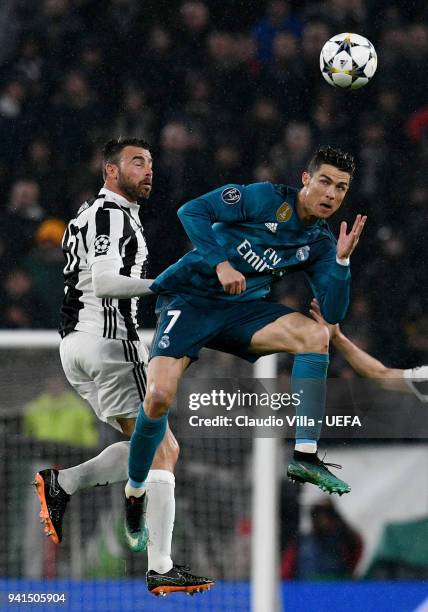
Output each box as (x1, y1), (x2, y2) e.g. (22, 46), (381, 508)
(59, 188), (148, 341)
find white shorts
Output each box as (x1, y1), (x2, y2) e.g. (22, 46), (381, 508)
(60, 330), (148, 431)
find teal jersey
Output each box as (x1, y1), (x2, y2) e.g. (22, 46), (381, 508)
(151, 182), (351, 323)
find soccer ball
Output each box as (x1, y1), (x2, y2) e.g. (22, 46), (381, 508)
(320, 33), (377, 90)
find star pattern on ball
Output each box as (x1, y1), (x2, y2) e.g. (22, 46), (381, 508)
(320, 33), (377, 89)
(333, 33), (373, 52)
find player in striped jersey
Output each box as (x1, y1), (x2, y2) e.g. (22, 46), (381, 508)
(310, 298), (428, 400)
(33, 138), (212, 595)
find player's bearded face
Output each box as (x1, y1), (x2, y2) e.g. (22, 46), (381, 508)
(114, 146), (153, 201)
(117, 170), (152, 201)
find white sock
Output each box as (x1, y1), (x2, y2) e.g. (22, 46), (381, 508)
(124, 482), (146, 498)
(295, 441), (317, 454)
(146, 469), (175, 574)
(58, 441), (129, 495)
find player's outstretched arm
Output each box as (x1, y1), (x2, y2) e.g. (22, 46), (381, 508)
(178, 184), (265, 295)
(309, 298), (407, 391)
(92, 259), (154, 298)
(303, 216), (367, 324)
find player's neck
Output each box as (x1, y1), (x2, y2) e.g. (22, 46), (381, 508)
(103, 182), (137, 204)
(296, 191), (318, 226)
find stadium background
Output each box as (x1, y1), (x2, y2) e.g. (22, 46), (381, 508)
(0, 0), (427, 610)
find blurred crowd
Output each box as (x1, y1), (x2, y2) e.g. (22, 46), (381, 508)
(0, 0), (427, 371)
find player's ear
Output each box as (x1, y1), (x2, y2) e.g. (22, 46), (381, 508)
(105, 162), (118, 180)
(302, 171), (311, 187)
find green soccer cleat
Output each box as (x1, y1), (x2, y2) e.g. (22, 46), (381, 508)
(124, 493), (149, 552)
(287, 451), (351, 495)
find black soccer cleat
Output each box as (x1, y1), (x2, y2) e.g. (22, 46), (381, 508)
(33, 469), (70, 544)
(124, 493), (149, 552)
(147, 564), (215, 597)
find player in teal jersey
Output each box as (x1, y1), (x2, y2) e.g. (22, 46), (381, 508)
(125, 147), (367, 546)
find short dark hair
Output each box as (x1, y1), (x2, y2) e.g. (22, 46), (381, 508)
(102, 137), (151, 179)
(307, 146), (356, 179)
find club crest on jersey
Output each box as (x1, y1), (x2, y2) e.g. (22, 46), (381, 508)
(158, 334), (170, 349)
(296, 245), (310, 262)
(221, 187), (241, 204)
(276, 202), (293, 222)
(94, 234), (111, 255)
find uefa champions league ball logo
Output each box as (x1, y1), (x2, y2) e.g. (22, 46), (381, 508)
(94, 235), (111, 254)
(221, 187), (241, 204)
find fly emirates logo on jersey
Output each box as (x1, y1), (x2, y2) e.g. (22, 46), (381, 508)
(236, 239), (282, 272)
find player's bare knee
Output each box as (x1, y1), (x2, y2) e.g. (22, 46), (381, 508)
(303, 322), (330, 353)
(291, 320), (329, 353)
(145, 383), (175, 418)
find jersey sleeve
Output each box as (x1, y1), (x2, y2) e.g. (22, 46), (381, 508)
(304, 242), (351, 324)
(177, 182), (275, 268)
(91, 259), (153, 298)
(86, 206), (126, 268)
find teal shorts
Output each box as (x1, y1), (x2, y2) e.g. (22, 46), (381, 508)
(150, 294), (295, 363)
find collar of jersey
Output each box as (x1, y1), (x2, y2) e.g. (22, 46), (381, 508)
(99, 187), (138, 209)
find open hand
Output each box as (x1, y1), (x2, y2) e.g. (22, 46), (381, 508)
(337, 214), (367, 259)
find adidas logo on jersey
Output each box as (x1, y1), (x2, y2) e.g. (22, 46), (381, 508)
(265, 223), (278, 233)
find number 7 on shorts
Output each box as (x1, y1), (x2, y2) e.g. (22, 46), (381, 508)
(164, 310), (181, 334)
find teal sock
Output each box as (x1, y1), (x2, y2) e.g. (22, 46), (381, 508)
(128, 405), (168, 485)
(292, 352), (329, 441)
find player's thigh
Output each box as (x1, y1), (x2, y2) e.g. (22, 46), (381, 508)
(94, 338), (148, 424)
(61, 331), (146, 430)
(68, 379), (105, 423)
(60, 333), (104, 419)
(249, 312), (329, 354)
(116, 416), (136, 437)
(207, 300), (294, 360)
(60, 332), (90, 387)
